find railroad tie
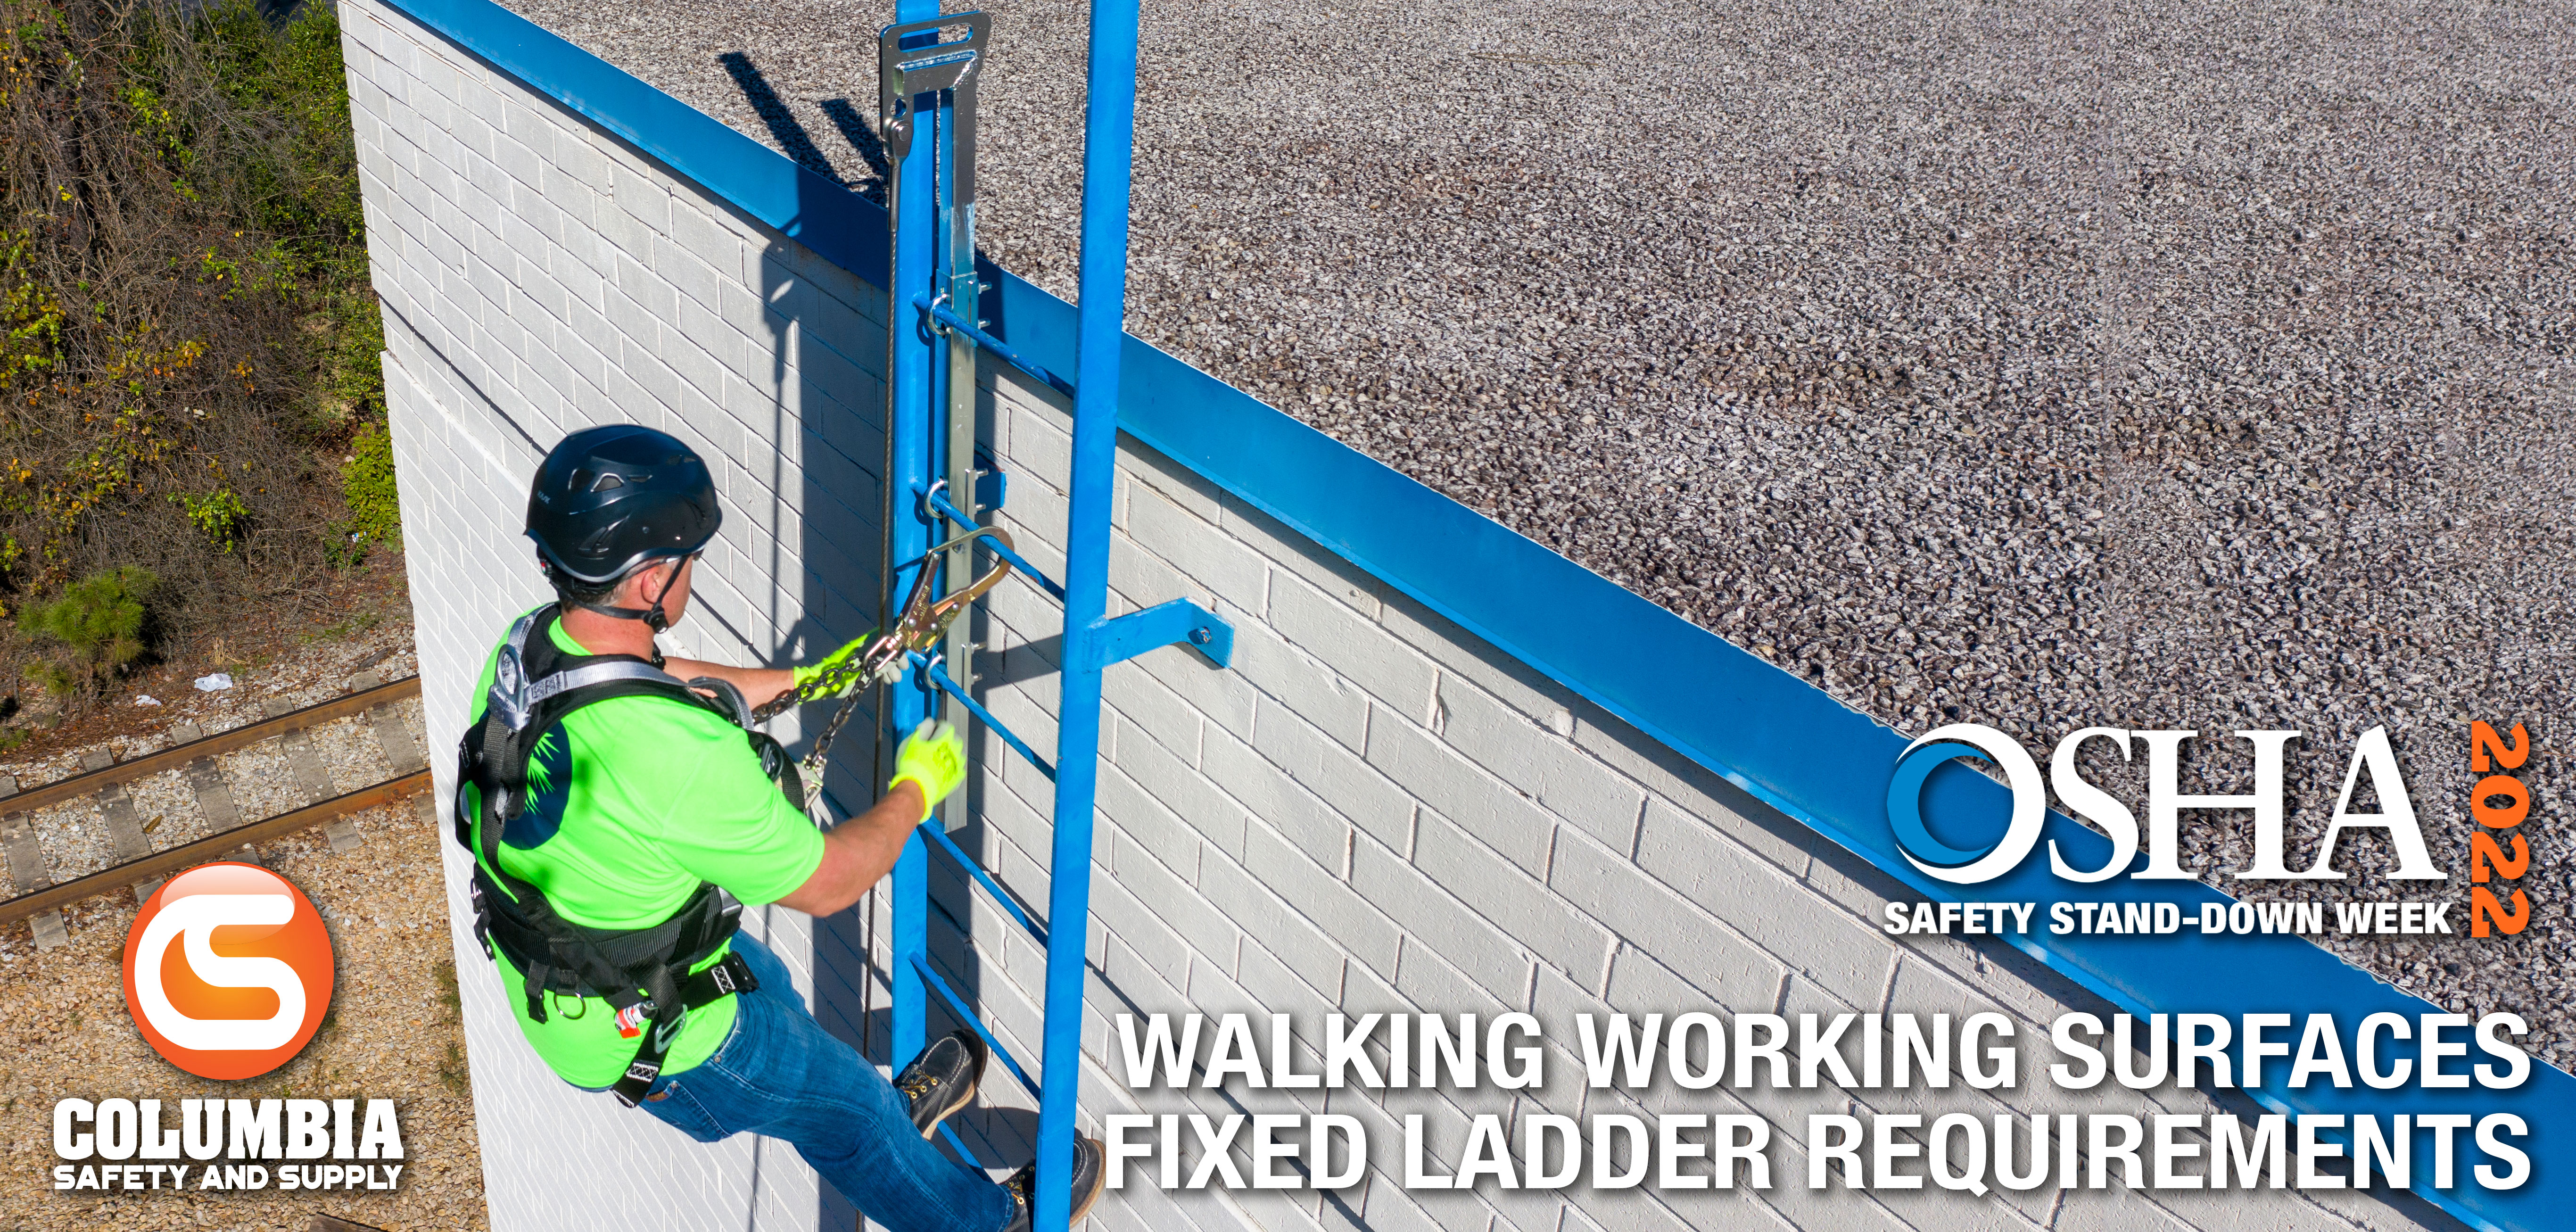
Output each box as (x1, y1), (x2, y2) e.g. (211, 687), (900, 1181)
(79, 749), (163, 902)
(168, 721), (262, 867)
(350, 669), (427, 776)
(0, 776), (68, 949)
(264, 699), (362, 853)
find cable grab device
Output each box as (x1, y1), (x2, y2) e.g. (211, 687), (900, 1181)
(860, 3), (1238, 1227)
(751, 526), (1012, 821)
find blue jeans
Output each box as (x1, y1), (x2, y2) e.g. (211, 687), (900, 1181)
(623, 933), (1016, 1232)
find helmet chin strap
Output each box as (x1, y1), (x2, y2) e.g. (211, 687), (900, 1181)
(572, 559), (683, 662)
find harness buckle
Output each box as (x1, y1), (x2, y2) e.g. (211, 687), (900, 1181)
(613, 1059), (662, 1109)
(524, 962), (553, 1024)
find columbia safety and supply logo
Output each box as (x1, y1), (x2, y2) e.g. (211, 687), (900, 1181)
(123, 862), (335, 1080)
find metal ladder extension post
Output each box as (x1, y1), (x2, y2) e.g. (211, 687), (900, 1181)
(875, 3), (1226, 1228)
(880, 0), (945, 1077)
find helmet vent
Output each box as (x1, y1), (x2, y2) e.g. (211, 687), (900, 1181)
(590, 473), (627, 492)
(578, 518), (628, 554)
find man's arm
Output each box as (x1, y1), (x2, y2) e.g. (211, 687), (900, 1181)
(775, 780), (926, 917)
(663, 627), (876, 713)
(661, 657), (793, 710)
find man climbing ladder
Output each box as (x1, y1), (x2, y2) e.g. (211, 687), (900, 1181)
(453, 424), (1106, 1231)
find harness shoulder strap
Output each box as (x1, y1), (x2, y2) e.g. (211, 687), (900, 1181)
(451, 604), (768, 1107)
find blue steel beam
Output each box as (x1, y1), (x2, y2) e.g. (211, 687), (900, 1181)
(1034, 0), (1145, 1221)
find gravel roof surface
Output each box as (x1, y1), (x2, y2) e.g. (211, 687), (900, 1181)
(496, 0), (2576, 1066)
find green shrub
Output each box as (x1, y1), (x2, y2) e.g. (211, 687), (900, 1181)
(172, 487), (250, 552)
(20, 566), (157, 697)
(331, 418), (398, 566)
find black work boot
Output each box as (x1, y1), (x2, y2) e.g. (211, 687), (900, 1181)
(1000, 1135), (1106, 1230)
(893, 1029), (986, 1138)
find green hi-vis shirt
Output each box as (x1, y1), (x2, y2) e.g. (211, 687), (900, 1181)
(463, 612), (824, 1088)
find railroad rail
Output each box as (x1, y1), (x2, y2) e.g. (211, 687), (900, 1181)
(0, 671), (430, 945)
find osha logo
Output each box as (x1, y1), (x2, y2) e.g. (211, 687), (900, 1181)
(123, 863), (335, 1080)
(1886, 723), (2437, 887)
(1886, 726), (2053, 885)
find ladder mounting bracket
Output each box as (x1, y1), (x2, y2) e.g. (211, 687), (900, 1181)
(1083, 599), (1233, 671)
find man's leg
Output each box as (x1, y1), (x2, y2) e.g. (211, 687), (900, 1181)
(638, 934), (1016, 1232)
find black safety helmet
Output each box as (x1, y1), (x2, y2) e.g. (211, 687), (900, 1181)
(526, 425), (721, 628)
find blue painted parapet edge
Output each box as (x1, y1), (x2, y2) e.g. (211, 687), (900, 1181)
(371, 1), (2567, 1225)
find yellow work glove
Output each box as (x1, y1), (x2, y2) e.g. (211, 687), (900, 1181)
(791, 628), (878, 696)
(889, 720), (966, 822)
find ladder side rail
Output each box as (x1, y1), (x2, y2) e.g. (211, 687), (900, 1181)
(1036, 0), (1147, 1223)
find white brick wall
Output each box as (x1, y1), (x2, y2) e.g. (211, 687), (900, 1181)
(341, 4), (2449, 1232)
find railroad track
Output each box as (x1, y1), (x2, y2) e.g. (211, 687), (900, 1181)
(0, 670), (432, 946)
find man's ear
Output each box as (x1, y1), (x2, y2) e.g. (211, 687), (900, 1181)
(611, 562), (660, 607)
(632, 556), (684, 602)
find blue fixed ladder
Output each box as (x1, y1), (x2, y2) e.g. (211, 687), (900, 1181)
(873, 3), (1234, 1229)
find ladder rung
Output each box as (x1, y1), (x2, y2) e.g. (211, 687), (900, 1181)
(925, 486), (1067, 600)
(911, 653), (1057, 780)
(921, 820), (1049, 946)
(916, 295), (1076, 397)
(935, 1118), (987, 1168)
(911, 952), (1040, 1098)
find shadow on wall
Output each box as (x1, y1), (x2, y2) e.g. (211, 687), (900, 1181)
(717, 47), (1028, 1222)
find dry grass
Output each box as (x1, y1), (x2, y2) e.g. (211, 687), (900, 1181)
(1, 0), (387, 705)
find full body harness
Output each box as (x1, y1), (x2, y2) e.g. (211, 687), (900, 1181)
(454, 527), (1016, 1108)
(454, 606), (797, 1107)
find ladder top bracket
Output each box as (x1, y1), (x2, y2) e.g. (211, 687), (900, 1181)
(1082, 599), (1234, 672)
(877, 11), (990, 162)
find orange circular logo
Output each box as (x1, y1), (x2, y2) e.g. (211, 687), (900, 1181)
(122, 862), (335, 1080)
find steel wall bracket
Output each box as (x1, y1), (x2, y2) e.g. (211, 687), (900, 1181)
(1082, 599), (1234, 670)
